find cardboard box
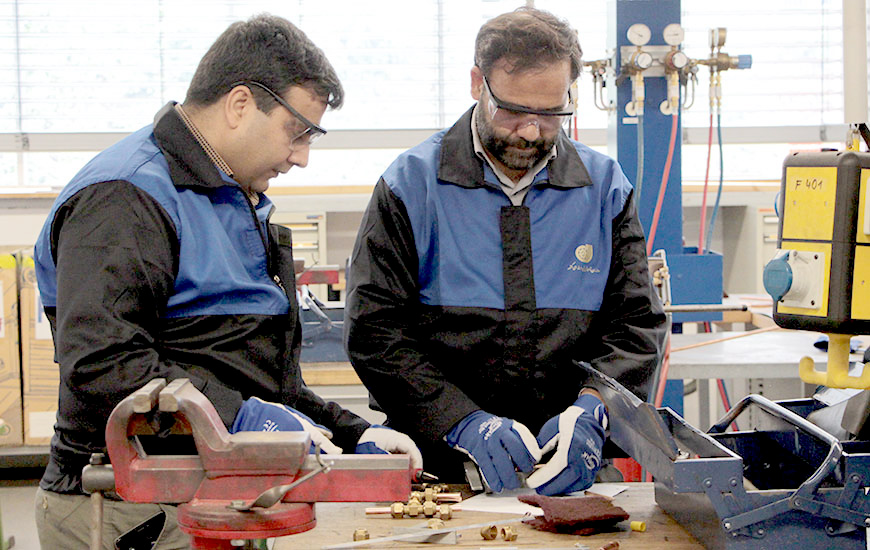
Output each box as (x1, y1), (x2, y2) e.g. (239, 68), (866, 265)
(0, 252), (23, 446)
(18, 250), (59, 446)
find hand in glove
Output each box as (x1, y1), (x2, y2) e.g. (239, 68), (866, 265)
(356, 425), (424, 472)
(445, 411), (541, 493)
(525, 394), (608, 496)
(231, 397), (343, 454)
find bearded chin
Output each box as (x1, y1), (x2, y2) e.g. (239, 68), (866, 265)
(497, 142), (547, 170)
(475, 109), (556, 171)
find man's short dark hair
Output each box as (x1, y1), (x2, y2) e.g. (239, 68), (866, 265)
(474, 7), (582, 81)
(185, 13), (343, 111)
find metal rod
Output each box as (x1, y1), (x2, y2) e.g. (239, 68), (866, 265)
(322, 517), (527, 549)
(229, 448), (333, 511)
(670, 325), (781, 353)
(90, 491), (103, 550)
(662, 304), (747, 313)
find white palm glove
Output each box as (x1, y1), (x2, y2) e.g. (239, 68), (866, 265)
(525, 394), (607, 495)
(356, 425), (424, 472)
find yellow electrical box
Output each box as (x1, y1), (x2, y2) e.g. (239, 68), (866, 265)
(772, 151), (870, 333)
(764, 151), (870, 388)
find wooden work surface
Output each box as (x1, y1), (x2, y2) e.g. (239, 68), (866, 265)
(273, 483), (702, 549)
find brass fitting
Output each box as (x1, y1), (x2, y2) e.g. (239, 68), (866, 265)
(436, 503), (453, 520)
(390, 502), (405, 519)
(480, 525), (499, 540)
(501, 526), (518, 541)
(406, 500), (423, 517)
(422, 500), (437, 517)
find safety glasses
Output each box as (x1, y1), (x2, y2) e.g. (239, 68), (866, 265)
(482, 75), (573, 131)
(232, 80), (327, 146)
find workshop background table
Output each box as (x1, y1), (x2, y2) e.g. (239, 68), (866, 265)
(667, 329), (869, 428)
(666, 329), (858, 380)
(273, 483), (702, 549)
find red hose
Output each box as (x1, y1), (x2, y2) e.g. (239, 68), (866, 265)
(697, 113), (714, 254)
(654, 336), (672, 408)
(646, 114), (679, 256)
(716, 378), (739, 431)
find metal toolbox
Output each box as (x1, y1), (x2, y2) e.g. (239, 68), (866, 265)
(581, 362), (870, 549)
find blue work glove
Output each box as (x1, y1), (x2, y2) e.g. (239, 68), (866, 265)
(525, 394), (608, 496)
(356, 425), (424, 472)
(445, 411), (541, 493)
(231, 397), (343, 454)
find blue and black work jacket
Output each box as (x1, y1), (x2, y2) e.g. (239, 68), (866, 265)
(345, 106), (667, 453)
(34, 103), (368, 494)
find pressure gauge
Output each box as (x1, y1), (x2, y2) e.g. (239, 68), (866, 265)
(627, 23), (651, 46)
(709, 27), (727, 49)
(665, 50), (689, 70)
(631, 50), (654, 70)
(662, 23), (684, 46)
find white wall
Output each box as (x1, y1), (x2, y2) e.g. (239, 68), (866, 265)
(0, 203), (52, 249)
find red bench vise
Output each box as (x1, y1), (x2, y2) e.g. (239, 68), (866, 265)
(92, 378), (412, 549)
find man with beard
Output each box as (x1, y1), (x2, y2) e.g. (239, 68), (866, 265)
(344, 7), (667, 495)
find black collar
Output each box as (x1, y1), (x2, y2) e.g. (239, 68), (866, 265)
(437, 106), (593, 190)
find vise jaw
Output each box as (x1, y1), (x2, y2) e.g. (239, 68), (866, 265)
(102, 378), (412, 548)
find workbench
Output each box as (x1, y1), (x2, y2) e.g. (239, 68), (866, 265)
(272, 483), (702, 549)
(667, 329), (859, 381)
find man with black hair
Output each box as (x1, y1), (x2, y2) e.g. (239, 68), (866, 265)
(346, 7), (666, 496)
(33, 14), (420, 549)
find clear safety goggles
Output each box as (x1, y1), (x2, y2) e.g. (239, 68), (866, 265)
(231, 80), (327, 146)
(482, 75), (574, 132)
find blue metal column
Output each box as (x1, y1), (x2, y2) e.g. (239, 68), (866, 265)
(607, 0), (723, 324)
